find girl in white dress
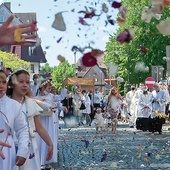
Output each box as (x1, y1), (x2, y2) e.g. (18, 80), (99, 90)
(6, 69), (53, 170)
(35, 79), (67, 169)
(106, 86), (122, 133)
(0, 70), (29, 170)
(93, 108), (105, 133)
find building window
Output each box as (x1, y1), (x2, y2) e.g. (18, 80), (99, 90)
(0, 15), (4, 22)
(28, 46), (35, 56)
(30, 64), (35, 73)
(12, 46), (16, 53)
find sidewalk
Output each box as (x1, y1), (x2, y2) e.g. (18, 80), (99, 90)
(52, 120), (170, 170)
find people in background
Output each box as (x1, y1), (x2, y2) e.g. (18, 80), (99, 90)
(106, 86), (122, 134)
(35, 80), (67, 169)
(93, 108), (105, 133)
(130, 83), (144, 128)
(72, 87), (82, 125)
(30, 74), (41, 97)
(80, 90), (91, 126)
(150, 83), (166, 134)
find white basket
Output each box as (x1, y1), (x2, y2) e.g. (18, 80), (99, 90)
(39, 110), (53, 117)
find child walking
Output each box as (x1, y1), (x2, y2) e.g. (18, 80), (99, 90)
(35, 79), (67, 170)
(93, 108), (105, 133)
(6, 68), (53, 170)
(0, 70), (29, 170)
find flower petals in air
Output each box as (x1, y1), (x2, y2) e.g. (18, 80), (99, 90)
(91, 49), (103, 56)
(52, 12), (66, 31)
(112, 1), (122, 8)
(164, 0), (170, 6)
(57, 55), (65, 62)
(156, 19), (170, 35)
(102, 3), (108, 13)
(139, 46), (147, 53)
(81, 52), (97, 67)
(31, 20), (37, 31)
(79, 17), (89, 25)
(117, 17), (125, 26)
(57, 37), (63, 43)
(116, 29), (134, 44)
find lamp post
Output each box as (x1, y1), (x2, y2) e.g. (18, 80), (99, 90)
(73, 47), (78, 77)
(100, 69), (103, 91)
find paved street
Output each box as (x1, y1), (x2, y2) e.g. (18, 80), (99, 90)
(52, 120), (170, 170)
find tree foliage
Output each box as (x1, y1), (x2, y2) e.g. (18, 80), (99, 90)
(41, 61), (74, 90)
(0, 51), (30, 70)
(105, 0), (170, 88)
(52, 62), (74, 88)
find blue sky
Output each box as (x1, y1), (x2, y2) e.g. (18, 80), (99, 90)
(3, 0), (119, 66)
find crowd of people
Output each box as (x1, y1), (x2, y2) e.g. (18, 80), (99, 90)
(0, 14), (170, 170)
(56, 82), (170, 136)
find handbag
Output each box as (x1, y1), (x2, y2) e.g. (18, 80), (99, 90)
(79, 103), (86, 110)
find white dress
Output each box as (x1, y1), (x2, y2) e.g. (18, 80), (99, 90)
(0, 95), (29, 170)
(35, 93), (58, 165)
(107, 96), (121, 117)
(94, 113), (105, 128)
(19, 97), (42, 170)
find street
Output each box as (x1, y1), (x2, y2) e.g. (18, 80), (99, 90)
(51, 120), (170, 170)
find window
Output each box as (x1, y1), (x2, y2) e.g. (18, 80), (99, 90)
(30, 64), (35, 73)
(0, 15), (4, 22)
(28, 46), (35, 56)
(12, 46), (16, 53)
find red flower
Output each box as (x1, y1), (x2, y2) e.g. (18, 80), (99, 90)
(79, 17), (88, 25)
(31, 20), (37, 31)
(116, 29), (134, 44)
(112, 1), (122, 8)
(57, 37), (63, 43)
(139, 46), (147, 53)
(81, 52), (97, 67)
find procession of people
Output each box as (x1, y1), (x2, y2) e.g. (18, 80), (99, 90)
(1, 13), (170, 170)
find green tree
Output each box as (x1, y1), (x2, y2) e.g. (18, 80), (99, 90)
(105, 0), (170, 90)
(0, 51), (30, 70)
(41, 63), (53, 75)
(52, 62), (74, 90)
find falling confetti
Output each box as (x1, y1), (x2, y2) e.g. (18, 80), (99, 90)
(14, 28), (24, 42)
(52, 12), (66, 31)
(57, 55), (66, 62)
(156, 18), (170, 35)
(116, 29), (134, 44)
(81, 52), (97, 67)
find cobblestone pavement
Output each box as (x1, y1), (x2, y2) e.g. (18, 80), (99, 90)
(52, 120), (170, 170)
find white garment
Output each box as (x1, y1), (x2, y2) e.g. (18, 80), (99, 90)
(80, 94), (91, 114)
(108, 96), (120, 112)
(30, 84), (39, 97)
(72, 93), (81, 116)
(19, 97), (42, 170)
(137, 93), (152, 118)
(35, 93), (58, 165)
(125, 90), (135, 113)
(0, 95), (29, 170)
(94, 113), (105, 128)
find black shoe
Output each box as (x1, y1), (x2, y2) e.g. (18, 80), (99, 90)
(130, 126), (134, 128)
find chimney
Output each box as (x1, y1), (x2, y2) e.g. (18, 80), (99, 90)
(4, 2), (11, 10)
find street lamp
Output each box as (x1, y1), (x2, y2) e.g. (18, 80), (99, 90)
(100, 69), (103, 91)
(73, 47), (78, 77)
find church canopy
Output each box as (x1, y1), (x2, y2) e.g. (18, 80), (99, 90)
(63, 77), (95, 86)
